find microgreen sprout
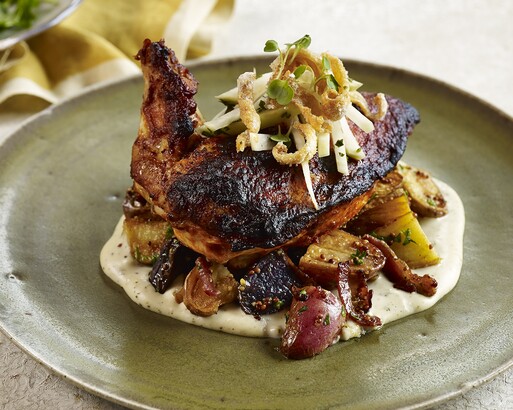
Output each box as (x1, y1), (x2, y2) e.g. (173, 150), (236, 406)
(270, 125), (292, 147)
(315, 54), (340, 91)
(322, 55), (331, 71)
(263, 39), (279, 53)
(264, 34), (312, 106)
(286, 35), (312, 61)
(264, 34), (311, 77)
(293, 65), (307, 79)
(267, 79), (294, 106)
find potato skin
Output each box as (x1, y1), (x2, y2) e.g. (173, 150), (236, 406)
(280, 286), (344, 359)
(124, 217), (171, 264)
(123, 188), (171, 264)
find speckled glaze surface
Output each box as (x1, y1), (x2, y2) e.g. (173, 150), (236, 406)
(0, 57), (512, 410)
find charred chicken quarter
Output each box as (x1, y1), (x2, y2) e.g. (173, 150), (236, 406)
(118, 35), (450, 359)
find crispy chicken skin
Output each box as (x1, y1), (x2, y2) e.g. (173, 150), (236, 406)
(131, 39), (420, 265)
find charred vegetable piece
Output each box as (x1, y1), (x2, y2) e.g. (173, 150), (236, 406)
(346, 191), (411, 236)
(149, 238), (199, 293)
(238, 250), (303, 316)
(182, 257), (238, 317)
(280, 286), (344, 359)
(337, 262), (382, 328)
(299, 229), (385, 287)
(123, 188), (172, 264)
(364, 235), (437, 297)
(123, 187), (153, 219)
(286, 246), (308, 267)
(397, 162), (448, 217)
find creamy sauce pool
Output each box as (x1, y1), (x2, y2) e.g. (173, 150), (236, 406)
(100, 180), (464, 340)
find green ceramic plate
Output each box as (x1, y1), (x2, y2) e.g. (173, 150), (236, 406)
(0, 57), (512, 410)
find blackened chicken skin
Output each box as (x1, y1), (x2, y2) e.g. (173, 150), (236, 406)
(131, 40), (420, 265)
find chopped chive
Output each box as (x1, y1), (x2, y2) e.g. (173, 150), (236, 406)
(298, 305), (308, 314)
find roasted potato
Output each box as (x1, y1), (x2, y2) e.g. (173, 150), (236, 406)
(346, 189), (440, 269)
(373, 212), (440, 269)
(299, 229), (385, 287)
(280, 286), (344, 359)
(182, 258), (238, 317)
(123, 187), (172, 264)
(347, 192), (411, 235)
(360, 169), (404, 213)
(397, 161), (448, 217)
(124, 217), (171, 264)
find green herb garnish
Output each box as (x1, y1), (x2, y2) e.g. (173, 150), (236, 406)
(267, 79), (294, 106)
(0, 0), (55, 30)
(263, 39), (279, 53)
(263, 34), (311, 105)
(298, 305), (308, 314)
(325, 75), (339, 90)
(314, 54), (340, 91)
(350, 248), (367, 265)
(401, 228), (417, 246)
(274, 299), (285, 310)
(165, 226), (174, 239)
(293, 64), (307, 78)
(321, 55), (331, 71)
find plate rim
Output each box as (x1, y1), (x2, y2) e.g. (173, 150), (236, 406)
(6, 53), (513, 140)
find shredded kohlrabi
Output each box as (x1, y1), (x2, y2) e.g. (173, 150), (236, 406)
(196, 35), (388, 210)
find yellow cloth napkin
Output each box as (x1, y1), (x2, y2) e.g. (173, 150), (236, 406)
(0, 0), (234, 112)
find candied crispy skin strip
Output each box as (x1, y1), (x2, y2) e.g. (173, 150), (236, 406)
(131, 40), (420, 264)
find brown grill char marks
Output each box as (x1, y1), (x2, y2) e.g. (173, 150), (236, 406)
(131, 40), (420, 264)
(131, 39), (200, 212)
